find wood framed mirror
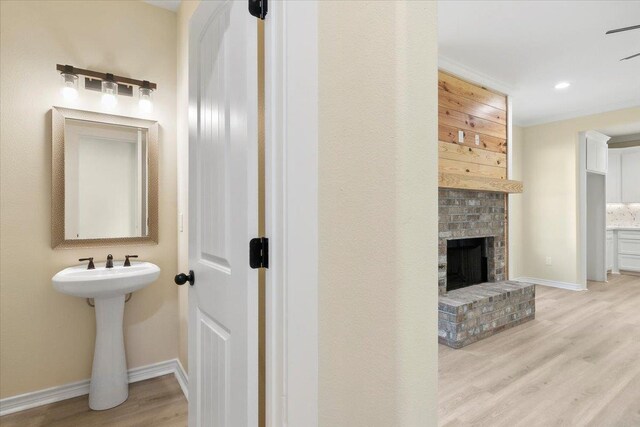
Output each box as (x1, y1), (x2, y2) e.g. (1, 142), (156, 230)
(51, 107), (158, 248)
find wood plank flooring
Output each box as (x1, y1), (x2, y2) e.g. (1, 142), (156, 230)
(439, 273), (640, 427)
(0, 374), (187, 427)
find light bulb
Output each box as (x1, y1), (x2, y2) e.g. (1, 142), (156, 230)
(101, 78), (118, 107)
(101, 93), (117, 107)
(138, 83), (153, 112)
(60, 71), (78, 100)
(139, 98), (152, 112)
(62, 86), (78, 100)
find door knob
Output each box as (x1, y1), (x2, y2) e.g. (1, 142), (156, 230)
(175, 270), (195, 286)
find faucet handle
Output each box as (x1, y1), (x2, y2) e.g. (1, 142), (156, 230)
(79, 257), (95, 270)
(124, 255), (138, 267)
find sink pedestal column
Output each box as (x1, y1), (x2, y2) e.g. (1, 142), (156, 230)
(89, 294), (128, 410)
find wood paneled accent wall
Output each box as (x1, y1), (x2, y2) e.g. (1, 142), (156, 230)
(438, 71), (522, 193)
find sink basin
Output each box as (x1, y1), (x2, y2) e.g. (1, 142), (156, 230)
(52, 261), (160, 411)
(53, 262), (160, 298)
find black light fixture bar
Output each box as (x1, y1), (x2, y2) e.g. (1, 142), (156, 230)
(56, 64), (157, 90)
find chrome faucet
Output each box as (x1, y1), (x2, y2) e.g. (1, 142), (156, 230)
(106, 254), (114, 269)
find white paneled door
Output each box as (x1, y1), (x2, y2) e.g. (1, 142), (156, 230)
(187, 1), (258, 426)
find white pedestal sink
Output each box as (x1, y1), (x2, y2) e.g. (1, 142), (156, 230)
(52, 261), (160, 410)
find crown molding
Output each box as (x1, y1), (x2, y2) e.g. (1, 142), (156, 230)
(438, 56), (515, 95)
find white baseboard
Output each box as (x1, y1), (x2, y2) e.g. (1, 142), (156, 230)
(515, 277), (587, 292)
(0, 358), (188, 417)
(128, 359), (180, 384)
(0, 378), (90, 418)
(174, 359), (189, 400)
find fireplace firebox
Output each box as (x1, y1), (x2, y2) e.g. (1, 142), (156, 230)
(446, 237), (488, 291)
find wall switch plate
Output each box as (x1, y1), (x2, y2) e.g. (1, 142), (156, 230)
(458, 130), (464, 144)
(545, 256), (552, 266)
(475, 134), (480, 145)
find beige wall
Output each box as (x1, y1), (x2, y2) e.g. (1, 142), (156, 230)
(176, 0), (199, 373)
(0, 1), (178, 398)
(0, 0), (441, 417)
(513, 107), (640, 285)
(318, 1), (439, 425)
(508, 125), (524, 279)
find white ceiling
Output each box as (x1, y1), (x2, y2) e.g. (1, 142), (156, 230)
(144, 0), (181, 12)
(438, 0), (640, 127)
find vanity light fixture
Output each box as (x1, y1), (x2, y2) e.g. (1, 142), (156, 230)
(60, 65), (79, 100)
(55, 64), (157, 110)
(138, 80), (154, 112)
(101, 74), (118, 108)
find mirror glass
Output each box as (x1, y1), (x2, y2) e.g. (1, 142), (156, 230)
(64, 119), (148, 239)
(52, 107), (158, 248)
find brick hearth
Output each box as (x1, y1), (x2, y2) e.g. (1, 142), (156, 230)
(438, 281), (536, 348)
(438, 188), (535, 348)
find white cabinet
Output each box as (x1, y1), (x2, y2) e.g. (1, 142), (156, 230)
(586, 131), (610, 174)
(607, 151), (621, 203)
(610, 229), (640, 273)
(608, 147), (640, 203)
(621, 150), (640, 202)
(619, 255), (640, 271)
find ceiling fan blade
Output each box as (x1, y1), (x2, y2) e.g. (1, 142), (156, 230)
(606, 24), (640, 35)
(620, 52), (640, 61)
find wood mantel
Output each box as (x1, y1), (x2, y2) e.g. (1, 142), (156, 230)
(439, 172), (523, 193)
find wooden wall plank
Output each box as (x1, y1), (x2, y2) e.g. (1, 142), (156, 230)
(438, 141), (506, 168)
(439, 124), (506, 153)
(439, 106), (507, 140)
(438, 72), (506, 111)
(437, 70), (523, 193)
(438, 89), (506, 125)
(439, 173), (523, 193)
(439, 158), (506, 179)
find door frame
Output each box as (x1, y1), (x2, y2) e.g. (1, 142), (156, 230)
(578, 130), (610, 286)
(264, 2), (319, 426)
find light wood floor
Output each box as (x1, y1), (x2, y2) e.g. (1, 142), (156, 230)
(439, 273), (640, 427)
(0, 375), (187, 427)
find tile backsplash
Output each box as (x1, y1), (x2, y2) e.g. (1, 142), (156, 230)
(607, 203), (640, 227)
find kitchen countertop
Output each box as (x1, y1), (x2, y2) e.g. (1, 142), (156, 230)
(606, 226), (640, 231)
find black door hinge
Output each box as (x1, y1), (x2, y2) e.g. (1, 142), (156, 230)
(250, 237), (269, 269)
(249, 0), (267, 20)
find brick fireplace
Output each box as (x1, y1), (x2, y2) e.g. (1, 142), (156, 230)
(438, 189), (506, 295)
(437, 188), (535, 349)
(436, 70), (532, 349)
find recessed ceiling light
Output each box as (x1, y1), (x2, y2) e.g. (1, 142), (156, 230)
(554, 81), (571, 90)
